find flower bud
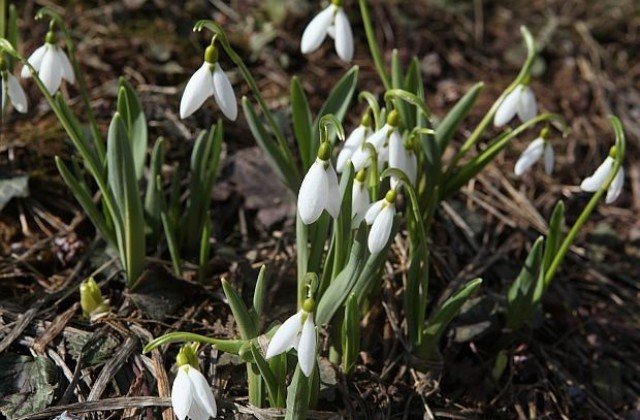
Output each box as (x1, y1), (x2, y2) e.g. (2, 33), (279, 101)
(79, 277), (109, 319)
(387, 110), (400, 127)
(176, 344), (199, 368)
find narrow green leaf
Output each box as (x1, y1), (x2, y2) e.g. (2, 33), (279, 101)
(144, 139), (164, 243)
(332, 163), (354, 278)
(222, 279), (258, 339)
(542, 200), (564, 285)
(160, 210), (182, 277)
(284, 365), (310, 420)
(391, 49), (412, 130)
(253, 265), (267, 319)
(341, 293), (360, 374)
(506, 238), (544, 331)
(313, 66), (359, 146)
(250, 344), (284, 408)
(117, 78), (147, 180)
(198, 216), (212, 283)
(435, 82), (484, 151)
(291, 76), (314, 171)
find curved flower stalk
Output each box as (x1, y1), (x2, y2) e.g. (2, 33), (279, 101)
(266, 296), (317, 377)
(21, 28), (74, 95)
(365, 189), (397, 254)
(337, 113), (371, 172)
(1, 64), (27, 113)
(180, 41), (237, 120)
(301, 0), (354, 62)
(580, 147), (624, 204)
(171, 344), (218, 420)
(493, 82), (537, 127)
(514, 127), (554, 176)
(298, 141), (341, 224)
(351, 169), (370, 227)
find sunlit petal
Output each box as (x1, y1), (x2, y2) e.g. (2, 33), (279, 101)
(368, 204), (395, 254)
(606, 166), (624, 204)
(7, 73), (28, 113)
(21, 45), (47, 78)
(301, 6), (334, 54)
(514, 137), (544, 176)
(188, 369), (217, 418)
(580, 156), (613, 192)
(334, 8), (354, 62)
(297, 314), (317, 377)
(180, 62), (214, 119)
(212, 63), (238, 121)
(266, 311), (304, 359)
(171, 368), (193, 420)
(493, 88), (521, 127)
(298, 161), (329, 224)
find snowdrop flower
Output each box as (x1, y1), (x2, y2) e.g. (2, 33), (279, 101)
(351, 110), (400, 171)
(180, 43), (237, 121)
(352, 170), (370, 227)
(21, 30), (75, 95)
(298, 141), (341, 224)
(389, 132), (417, 188)
(266, 297), (317, 377)
(365, 189), (397, 254)
(337, 114), (371, 173)
(514, 128), (554, 176)
(580, 148), (624, 204)
(494, 83), (537, 127)
(301, 0), (354, 62)
(1, 65), (28, 113)
(171, 345), (217, 420)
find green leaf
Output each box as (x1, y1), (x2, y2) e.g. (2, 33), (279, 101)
(0, 354), (56, 420)
(316, 227), (367, 325)
(391, 49), (412, 130)
(222, 279), (259, 339)
(117, 78), (147, 180)
(506, 237), (544, 331)
(253, 265), (267, 319)
(313, 66), (359, 146)
(435, 82), (484, 151)
(542, 200), (564, 289)
(341, 293), (360, 374)
(421, 278), (483, 358)
(250, 344), (284, 408)
(284, 365), (310, 420)
(144, 138), (164, 244)
(291, 76), (314, 171)
(332, 164), (354, 277)
(106, 113), (146, 286)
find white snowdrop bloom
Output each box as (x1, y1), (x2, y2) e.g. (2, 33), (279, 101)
(365, 189), (397, 254)
(266, 299), (317, 377)
(494, 84), (537, 127)
(21, 33), (75, 95)
(171, 365), (217, 420)
(1, 71), (28, 113)
(301, 0), (354, 62)
(351, 172), (370, 227)
(350, 110), (400, 171)
(580, 154), (624, 204)
(337, 122), (370, 172)
(388, 131), (417, 188)
(514, 137), (554, 176)
(180, 44), (237, 121)
(298, 142), (341, 224)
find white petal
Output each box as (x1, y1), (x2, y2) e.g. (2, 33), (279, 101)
(543, 142), (554, 175)
(336, 147), (355, 173)
(350, 146), (372, 171)
(366, 125), (389, 151)
(297, 314), (317, 377)
(368, 204), (395, 254)
(7, 74), (28, 113)
(325, 163), (341, 218)
(377, 145), (389, 171)
(517, 86), (537, 122)
(212, 63), (238, 121)
(493, 88), (521, 127)
(606, 166), (624, 204)
(298, 161), (330, 224)
(40, 47), (63, 94)
(188, 369), (217, 418)
(301, 6), (334, 54)
(266, 311), (304, 359)
(388, 132), (412, 188)
(351, 181), (370, 227)
(514, 138), (544, 176)
(56, 49), (75, 84)
(187, 399), (210, 420)
(180, 63), (214, 119)
(364, 199), (384, 225)
(21, 45), (47, 78)
(344, 125), (367, 148)
(580, 156), (614, 192)
(334, 8), (354, 62)
(171, 368), (193, 420)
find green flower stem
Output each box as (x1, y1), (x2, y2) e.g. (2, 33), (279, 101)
(36, 7), (105, 162)
(446, 26), (537, 174)
(358, 0), (390, 90)
(142, 332), (244, 354)
(543, 115), (626, 286)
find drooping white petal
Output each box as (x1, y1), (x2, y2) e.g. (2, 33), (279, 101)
(325, 163), (341, 218)
(352, 181), (370, 228)
(171, 368), (193, 420)
(517, 86), (537, 122)
(298, 161), (329, 224)
(56, 48), (75, 84)
(301, 6), (335, 54)
(580, 156), (614, 192)
(266, 311), (304, 359)
(543, 142), (554, 175)
(493, 87), (521, 127)
(212, 63), (238, 121)
(21, 45), (47, 78)
(297, 314), (317, 377)
(345, 125), (367, 148)
(7, 74), (28, 113)
(377, 145), (389, 169)
(336, 147), (356, 173)
(350, 146), (371, 171)
(514, 137), (545, 176)
(366, 124), (390, 151)
(388, 131), (415, 188)
(364, 199), (384, 224)
(188, 369), (217, 418)
(40, 47), (63, 94)
(180, 62), (214, 119)
(337, 126), (367, 172)
(606, 166), (624, 204)
(368, 204), (395, 254)
(187, 399), (209, 420)
(334, 8), (354, 62)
